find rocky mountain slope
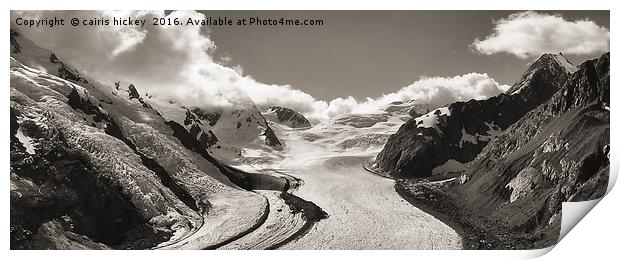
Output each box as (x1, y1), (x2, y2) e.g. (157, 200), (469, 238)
(396, 52), (609, 249)
(372, 53), (575, 178)
(10, 29), (275, 249)
(264, 106), (312, 128)
(148, 98), (290, 165)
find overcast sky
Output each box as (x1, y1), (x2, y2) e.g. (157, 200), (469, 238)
(11, 10), (609, 121)
(205, 11), (609, 100)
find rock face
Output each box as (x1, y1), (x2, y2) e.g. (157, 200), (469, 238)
(10, 88), (193, 249)
(448, 52), (609, 248)
(10, 29), (21, 53)
(262, 126), (282, 147)
(373, 53), (574, 178)
(146, 97), (286, 166)
(269, 106), (311, 128)
(127, 84), (141, 99)
(123, 83), (152, 109)
(181, 109), (220, 149)
(189, 108), (221, 126)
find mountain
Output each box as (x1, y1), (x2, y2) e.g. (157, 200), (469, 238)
(264, 106), (312, 128)
(383, 99), (432, 117)
(149, 97), (285, 165)
(371, 53), (574, 178)
(10, 29), (270, 249)
(455, 52), (609, 247)
(210, 104), (283, 149)
(396, 52), (609, 249)
(298, 100), (426, 153)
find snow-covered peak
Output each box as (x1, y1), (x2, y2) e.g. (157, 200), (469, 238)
(506, 53), (575, 95)
(550, 53), (577, 74)
(211, 104), (282, 149)
(414, 107), (450, 130)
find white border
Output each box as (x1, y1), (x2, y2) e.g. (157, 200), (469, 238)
(2, 1), (616, 260)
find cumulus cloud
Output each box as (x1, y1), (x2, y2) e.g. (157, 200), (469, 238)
(12, 10), (508, 122)
(472, 11), (609, 59)
(319, 73), (509, 118)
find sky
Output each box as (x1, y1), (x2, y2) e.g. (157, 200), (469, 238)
(10, 10), (609, 121)
(205, 11), (609, 100)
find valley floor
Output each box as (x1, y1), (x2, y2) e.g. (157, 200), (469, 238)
(394, 179), (561, 249)
(164, 126), (464, 250)
(228, 129), (464, 249)
(277, 153), (462, 249)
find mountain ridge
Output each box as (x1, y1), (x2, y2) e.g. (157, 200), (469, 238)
(372, 52), (575, 178)
(10, 30), (273, 249)
(395, 52), (609, 249)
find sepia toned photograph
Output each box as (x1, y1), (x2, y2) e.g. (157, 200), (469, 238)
(9, 10), (610, 250)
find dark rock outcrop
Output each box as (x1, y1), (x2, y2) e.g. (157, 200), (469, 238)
(190, 124), (219, 148)
(182, 109), (220, 149)
(373, 53), (573, 178)
(58, 63), (83, 82)
(127, 84), (141, 99)
(49, 53), (60, 63)
(191, 108), (220, 126)
(125, 84), (153, 109)
(66, 87), (110, 127)
(165, 120), (285, 191)
(48, 52), (88, 83)
(263, 126), (283, 148)
(270, 106), (311, 128)
(10, 29), (21, 54)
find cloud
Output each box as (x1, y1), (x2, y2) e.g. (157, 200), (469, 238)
(12, 10), (508, 122)
(472, 11), (609, 59)
(382, 73), (509, 108)
(319, 73), (509, 118)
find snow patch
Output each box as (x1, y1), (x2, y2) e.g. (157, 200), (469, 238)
(414, 107), (449, 130)
(429, 177), (457, 185)
(15, 127), (36, 154)
(458, 122), (502, 147)
(211, 104), (269, 146)
(510, 72), (535, 94)
(552, 53), (577, 73)
(484, 122), (502, 137)
(459, 128), (478, 146)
